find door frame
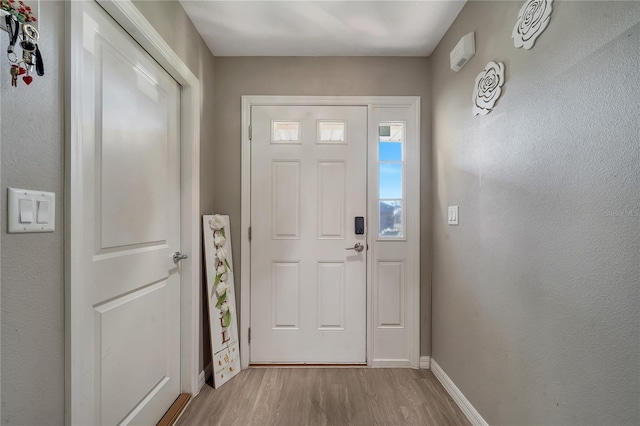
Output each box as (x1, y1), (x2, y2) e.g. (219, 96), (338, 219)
(65, 1), (201, 423)
(241, 96), (420, 369)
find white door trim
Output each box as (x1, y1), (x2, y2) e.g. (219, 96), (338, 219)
(65, 1), (201, 423)
(240, 96), (420, 369)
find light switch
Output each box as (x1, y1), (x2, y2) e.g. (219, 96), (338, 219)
(8, 188), (55, 233)
(19, 199), (34, 223)
(448, 206), (459, 225)
(37, 200), (50, 223)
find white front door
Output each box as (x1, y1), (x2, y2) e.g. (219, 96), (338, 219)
(75, 2), (181, 423)
(250, 105), (367, 363)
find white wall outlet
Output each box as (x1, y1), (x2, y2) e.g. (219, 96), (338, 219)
(8, 188), (55, 233)
(448, 206), (459, 225)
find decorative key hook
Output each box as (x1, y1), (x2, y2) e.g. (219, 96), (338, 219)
(2, 1), (44, 87)
(22, 22), (38, 40)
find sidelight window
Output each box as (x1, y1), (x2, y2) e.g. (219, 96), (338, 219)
(378, 123), (405, 238)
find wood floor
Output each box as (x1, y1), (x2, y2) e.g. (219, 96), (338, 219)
(177, 368), (470, 426)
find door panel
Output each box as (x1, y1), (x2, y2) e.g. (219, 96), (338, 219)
(272, 262), (300, 329)
(317, 161), (346, 239)
(251, 105), (367, 363)
(317, 262), (345, 330)
(97, 280), (177, 425)
(272, 161), (300, 239)
(79, 2), (181, 424)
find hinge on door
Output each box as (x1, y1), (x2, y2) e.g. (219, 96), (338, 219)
(248, 327), (251, 344)
(248, 125), (252, 141)
(248, 226), (252, 241)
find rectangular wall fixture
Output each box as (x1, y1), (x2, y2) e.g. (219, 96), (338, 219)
(450, 32), (475, 72)
(7, 188), (55, 233)
(448, 206), (459, 225)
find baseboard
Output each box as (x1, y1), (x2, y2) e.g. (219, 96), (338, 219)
(370, 359), (413, 368)
(431, 359), (489, 426)
(197, 370), (205, 394)
(205, 362), (212, 381)
(196, 362), (213, 395)
(419, 356), (431, 369)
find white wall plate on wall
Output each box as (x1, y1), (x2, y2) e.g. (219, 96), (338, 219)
(8, 188), (55, 233)
(450, 32), (475, 72)
(448, 206), (459, 225)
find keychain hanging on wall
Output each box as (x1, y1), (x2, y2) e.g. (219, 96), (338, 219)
(1, 0), (44, 87)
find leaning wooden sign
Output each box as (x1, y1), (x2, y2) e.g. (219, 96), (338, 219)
(203, 215), (240, 387)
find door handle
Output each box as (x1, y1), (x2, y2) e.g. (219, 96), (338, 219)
(172, 251), (188, 263)
(346, 243), (364, 253)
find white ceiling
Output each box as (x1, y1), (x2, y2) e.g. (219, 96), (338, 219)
(179, 1), (467, 57)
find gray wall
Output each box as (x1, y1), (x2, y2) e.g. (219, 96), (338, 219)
(0, 1), (215, 424)
(1, 2), (65, 423)
(212, 57), (433, 355)
(430, 1), (640, 425)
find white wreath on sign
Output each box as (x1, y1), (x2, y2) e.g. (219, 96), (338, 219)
(512, 0), (554, 49)
(208, 214), (233, 327)
(472, 61), (505, 116)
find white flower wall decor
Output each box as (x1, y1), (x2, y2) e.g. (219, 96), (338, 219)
(472, 61), (506, 116)
(204, 214), (240, 387)
(512, 0), (554, 49)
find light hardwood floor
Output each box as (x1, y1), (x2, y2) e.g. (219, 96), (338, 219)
(178, 368), (470, 426)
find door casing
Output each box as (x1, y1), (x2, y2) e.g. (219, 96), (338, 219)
(241, 96), (421, 369)
(66, 1), (201, 423)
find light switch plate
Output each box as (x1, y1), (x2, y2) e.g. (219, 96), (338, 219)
(448, 206), (459, 225)
(8, 188), (55, 233)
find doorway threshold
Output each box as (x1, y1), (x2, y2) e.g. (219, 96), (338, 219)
(250, 363), (367, 368)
